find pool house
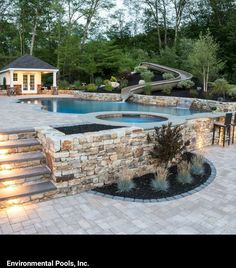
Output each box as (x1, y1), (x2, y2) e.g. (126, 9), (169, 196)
(0, 54), (59, 95)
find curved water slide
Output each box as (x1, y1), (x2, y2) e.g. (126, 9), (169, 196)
(121, 62), (193, 101)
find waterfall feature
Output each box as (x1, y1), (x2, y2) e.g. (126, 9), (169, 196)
(176, 99), (193, 109)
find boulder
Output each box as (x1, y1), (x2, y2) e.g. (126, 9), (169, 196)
(111, 82), (120, 88)
(139, 80), (145, 85)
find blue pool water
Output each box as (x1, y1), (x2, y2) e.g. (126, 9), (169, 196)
(21, 98), (199, 116)
(103, 116), (167, 123)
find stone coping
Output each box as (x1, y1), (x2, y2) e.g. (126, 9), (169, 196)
(84, 111), (225, 130)
(83, 111), (181, 129)
(88, 156), (217, 203)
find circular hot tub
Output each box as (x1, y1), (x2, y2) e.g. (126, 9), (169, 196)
(96, 113), (168, 124)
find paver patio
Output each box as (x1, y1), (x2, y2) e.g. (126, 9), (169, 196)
(0, 144), (235, 234)
(0, 96), (86, 130)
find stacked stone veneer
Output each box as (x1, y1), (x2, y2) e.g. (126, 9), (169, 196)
(190, 99), (236, 112)
(131, 94), (236, 112)
(36, 115), (223, 195)
(130, 94), (185, 106)
(37, 127), (157, 194)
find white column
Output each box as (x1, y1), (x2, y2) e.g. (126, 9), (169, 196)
(53, 71), (57, 87)
(10, 70), (14, 88)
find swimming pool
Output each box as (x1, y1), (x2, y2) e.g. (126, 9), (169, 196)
(20, 98), (199, 116)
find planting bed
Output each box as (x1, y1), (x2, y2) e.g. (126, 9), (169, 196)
(55, 124), (125, 135)
(92, 153), (212, 200)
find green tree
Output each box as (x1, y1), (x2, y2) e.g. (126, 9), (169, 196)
(188, 32), (224, 92)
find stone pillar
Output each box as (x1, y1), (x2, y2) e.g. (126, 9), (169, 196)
(52, 71), (58, 95)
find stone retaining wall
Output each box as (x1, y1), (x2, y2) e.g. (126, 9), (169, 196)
(190, 99), (236, 112)
(58, 90), (122, 102)
(73, 91), (122, 102)
(130, 94), (192, 107)
(37, 127), (157, 194)
(37, 115), (223, 195)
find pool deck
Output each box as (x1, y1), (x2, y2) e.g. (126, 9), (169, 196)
(0, 95), (86, 130)
(0, 144), (235, 234)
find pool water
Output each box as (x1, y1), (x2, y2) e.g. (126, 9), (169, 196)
(21, 98), (199, 116)
(102, 115), (167, 124)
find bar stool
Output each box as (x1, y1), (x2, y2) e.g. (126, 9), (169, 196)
(212, 113), (232, 147)
(231, 112), (236, 144)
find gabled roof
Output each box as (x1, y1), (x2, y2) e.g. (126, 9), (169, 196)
(0, 54), (58, 72)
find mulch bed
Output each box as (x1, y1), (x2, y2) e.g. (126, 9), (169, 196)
(151, 88), (236, 102)
(92, 153), (211, 200)
(127, 72), (163, 87)
(55, 124), (125, 135)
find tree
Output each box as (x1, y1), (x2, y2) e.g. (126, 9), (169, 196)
(188, 32), (224, 92)
(170, 0), (188, 45)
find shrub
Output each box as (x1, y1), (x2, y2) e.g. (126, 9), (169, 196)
(144, 83), (152, 95)
(161, 84), (173, 95)
(95, 77), (103, 86)
(227, 85), (236, 100)
(74, 80), (81, 89)
(117, 179), (135, 193)
(189, 89), (198, 98)
(211, 78), (229, 99)
(105, 84), (113, 91)
(86, 83), (97, 91)
(141, 70), (154, 83)
(162, 72), (175, 80)
(134, 65), (148, 74)
(151, 165), (170, 192)
(177, 161), (193, 184)
(148, 123), (190, 167)
(177, 80), (195, 89)
(191, 155), (205, 176)
(58, 80), (70, 90)
(103, 79), (110, 85)
(110, 76), (117, 82)
(103, 79), (113, 91)
(120, 79), (128, 89)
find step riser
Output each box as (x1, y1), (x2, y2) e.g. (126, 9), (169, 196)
(0, 145), (42, 155)
(0, 189), (58, 209)
(0, 174), (50, 187)
(0, 132), (36, 142)
(0, 159), (46, 171)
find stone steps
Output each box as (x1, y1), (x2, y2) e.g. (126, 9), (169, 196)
(0, 138), (41, 154)
(0, 181), (57, 202)
(0, 138), (40, 149)
(0, 128), (36, 142)
(0, 151), (44, 165)
(0, 128), (57, 208)
(0, 165), (51, 182)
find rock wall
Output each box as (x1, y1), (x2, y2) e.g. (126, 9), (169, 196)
(37, 115), (223, 195)
(190, 99), (236, 112)
(58, 90), (122, 102)
(130, 94), (192, 107)
(37, 127), (157, 194)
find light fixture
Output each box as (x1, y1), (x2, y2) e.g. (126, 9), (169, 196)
(2, 181), (15, 187)
(7, 199), (19, 206)
(0, 149), (8, 159)
(4, 185), (16, 192)
(1, 164), (12, 170)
